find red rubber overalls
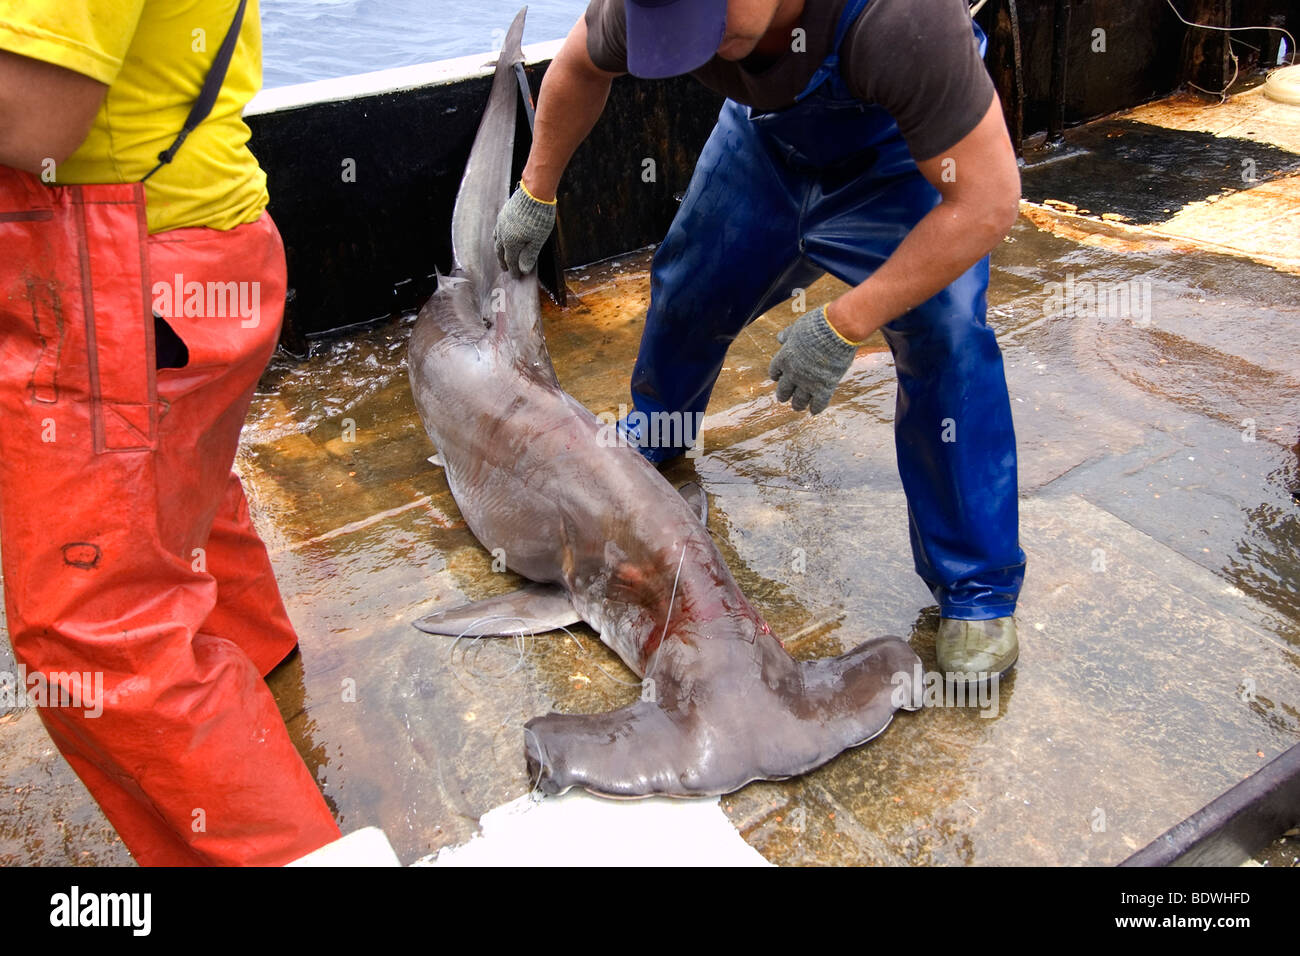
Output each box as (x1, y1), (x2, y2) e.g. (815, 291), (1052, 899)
(0, 166), (341, 865)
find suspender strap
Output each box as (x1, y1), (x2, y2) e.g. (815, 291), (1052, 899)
(142, 0), (248, 182)
(794, 0), (873, 102)
(830, 0), (872, 52)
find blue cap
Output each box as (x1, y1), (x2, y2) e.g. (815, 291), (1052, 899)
(625, 0), (728, 79)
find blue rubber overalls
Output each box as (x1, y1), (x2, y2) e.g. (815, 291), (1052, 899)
(625, 0), (1026, 621)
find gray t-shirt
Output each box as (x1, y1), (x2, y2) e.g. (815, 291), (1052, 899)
(585, 0), (995, 161)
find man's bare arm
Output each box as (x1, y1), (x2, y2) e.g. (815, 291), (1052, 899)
(825, 94), (1021, 342)
(0, 50), (106, 173)
(520, 14), (623, 202)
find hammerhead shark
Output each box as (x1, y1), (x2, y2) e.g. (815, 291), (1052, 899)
(407, 8), (921, 798)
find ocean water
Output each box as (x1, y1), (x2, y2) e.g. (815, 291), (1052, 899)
(261, 0), (587, 88)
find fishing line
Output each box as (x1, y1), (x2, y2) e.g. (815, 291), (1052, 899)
(553, 626), (642, 688)
(443, 543), (688, 799)
(443, 617), (636, 804)
(523, 726), (551, 802)
(641, 543), (688, 693)
(447, 615), (642, 689)
(1188, 50), (1240, 102)
(447, 616), (534, 690)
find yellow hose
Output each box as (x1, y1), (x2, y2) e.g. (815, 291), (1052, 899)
(1264, 65), (1300, 105)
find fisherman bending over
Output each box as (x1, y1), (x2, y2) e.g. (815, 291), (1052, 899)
(495, 0), (1026, 677)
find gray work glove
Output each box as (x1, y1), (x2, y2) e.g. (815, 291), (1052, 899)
(494, 183), (556, 275)
(768, 305), (859, 414)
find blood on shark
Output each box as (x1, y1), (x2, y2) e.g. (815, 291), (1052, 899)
(406, 7), (922, 798)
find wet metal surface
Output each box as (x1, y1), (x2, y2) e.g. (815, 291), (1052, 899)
(1021, 89), (1300, 276)
(3, 95), (1299, 865)
(1122, 88), (1300, 154)
(268, 212), (1299, 864)
(1021, 119), (1300, 225)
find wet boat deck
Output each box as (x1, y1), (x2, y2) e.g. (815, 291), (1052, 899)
(3, 86), (1298, 866)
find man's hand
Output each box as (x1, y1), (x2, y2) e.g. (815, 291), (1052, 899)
(494, 11), (619, 274)
(494, 183), (556, 275)
(768, 304), (861, 414)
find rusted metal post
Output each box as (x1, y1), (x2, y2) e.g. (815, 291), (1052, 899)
(1179, 0), (1235, 96)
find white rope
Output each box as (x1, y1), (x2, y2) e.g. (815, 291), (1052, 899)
(1164, 0), (1296, 70)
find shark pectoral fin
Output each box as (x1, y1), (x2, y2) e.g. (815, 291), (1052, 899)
(413, 584), (580, 636)
(676, 481), (708, 525)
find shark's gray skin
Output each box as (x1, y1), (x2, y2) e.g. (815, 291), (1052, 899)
(407, 8), (921, 798)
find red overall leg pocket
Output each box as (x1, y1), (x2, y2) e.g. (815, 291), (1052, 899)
(0, 170), (338, 865)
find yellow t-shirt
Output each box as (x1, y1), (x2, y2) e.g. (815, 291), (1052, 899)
(0, 0), (268, 233)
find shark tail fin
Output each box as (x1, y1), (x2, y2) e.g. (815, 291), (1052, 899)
(449, 7), (528, 288)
